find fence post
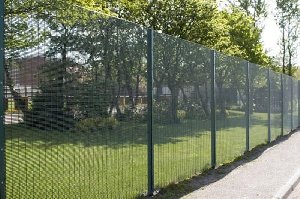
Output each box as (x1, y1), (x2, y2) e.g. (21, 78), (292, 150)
(291, 78), (293, 130)
(0, 0), (5, 198)
(298, 80), (300, 127)
(281, 74), (284, 136)
(246, 61), (250, 151)
(147, 28), (154, 196)
(267, 69), (271, 143)
(210, 50), (216, 168)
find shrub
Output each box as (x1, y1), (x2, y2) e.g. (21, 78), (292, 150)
(153, 99), (187, 124)
(153, 99), (172, 124)
(24, 89), (75, 130)
(186, 108), (207, 120)
(177, 110), (187, 120)
(119, 105), (147, 122)
(179, 102), (208, 120)
(72, 117), (119, 134)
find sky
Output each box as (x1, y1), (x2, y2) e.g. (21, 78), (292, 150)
(261, 0), (281, 58)
(262, 0), (300, 66)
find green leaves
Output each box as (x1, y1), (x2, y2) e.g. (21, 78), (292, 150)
(276, 0), (299, 75)
(119, 0), (269, 67)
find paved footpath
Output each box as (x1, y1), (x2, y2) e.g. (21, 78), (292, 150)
(288, 183), (300, 199)
(182, 131), (300, 199)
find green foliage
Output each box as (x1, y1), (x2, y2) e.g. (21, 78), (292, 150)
(24, 61), (76, 130)
(120, 105), (147, 122)
(74, 81), (110, 120)
(221, 8), (270, 65)
(153, 99), (188, 124)
(276, 0), (299, 75)
(182, 103), (207, 120)
(177, 110), (187, 121)
(7, 0), (290, 126)
(229, 0), (267, 23)
(72, 117), (119, 134)
(119, 0), (270, 67)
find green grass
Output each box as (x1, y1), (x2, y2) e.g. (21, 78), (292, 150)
(5, 111), (284, 199)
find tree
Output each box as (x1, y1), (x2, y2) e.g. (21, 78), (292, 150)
(221, 8), (270, 65)
(227, 0), (267, 24)
(118, 0), (272, 119)
(276, 0), (299, 75)
(5, 0), (114, 116)
(6, 0), (274, 124)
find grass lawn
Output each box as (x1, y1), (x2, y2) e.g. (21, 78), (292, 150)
(5, 111), (288, 199)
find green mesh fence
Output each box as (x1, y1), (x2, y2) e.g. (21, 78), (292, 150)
(1, 3), (300, 199)
(270, 70), (282, 141)
(249, 64), (269, 148)
(5, 6), (148, 199)
(215, 53), (246, 165)
(152, 32), (211, 187)
(292, 79), (298, 130)
(283, 74), (293, 134)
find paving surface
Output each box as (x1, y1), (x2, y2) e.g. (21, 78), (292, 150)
(288, 183), (300, 199)
(182, 132), (300, 199)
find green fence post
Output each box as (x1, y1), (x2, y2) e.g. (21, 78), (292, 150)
(246, 61), (250, 151)
(210, 50), (216, 168)
(298, 80), (300, 127)
(0, 0), (5, 198)
(267, 69), (271, 143)
(281, 74), (284, 136)
(291, 77), (293, 130)
(147, 28), (154, 196)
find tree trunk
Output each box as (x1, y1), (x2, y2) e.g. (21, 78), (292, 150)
(135, 74), (140, 105)
(218, 82), (227, 117)
(180, 87), (188, 103)
(169, 85), (179, 123)
(195, 84), (210, 117)
(288, 46), (292, 76)
(125, 74), (135, 109)
(4, 63), (27, 113)
(237, 88), (246, 108)
(155, 82), (163, 101)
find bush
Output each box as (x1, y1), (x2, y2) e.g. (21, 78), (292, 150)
(72, 117), (119, 134)
(152, 99), (187, 124)
(24, 89), (75, 130)
(179, 102), (208, 120)
(177, 110), (187, 120)
(153, 99), (172, 124)
(216, 110), (230, 119)
(186, 109), (207, 120)
(119, 105), (147, 122)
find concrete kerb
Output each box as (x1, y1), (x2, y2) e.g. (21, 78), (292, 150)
(272, 169), (300, 199)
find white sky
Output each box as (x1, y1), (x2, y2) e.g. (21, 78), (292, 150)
(261, 0), (281, 57)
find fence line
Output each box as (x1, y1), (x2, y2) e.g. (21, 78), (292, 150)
(1, 5), (300, 198)
(0, 0), (6, 198)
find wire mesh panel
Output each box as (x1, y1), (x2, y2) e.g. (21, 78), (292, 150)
(283, 74), (292, 134)
(3, 1), (300, 198)
(215, 53), (246, 165)
(5, 6), (148, 199)
(152, 32), (211, 187)
(249, 64), (268, 149)
(292, 79), (298, 129)
(270, 70), (282, 141)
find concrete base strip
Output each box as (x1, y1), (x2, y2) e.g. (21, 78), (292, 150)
(272, 169), (300, 199)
